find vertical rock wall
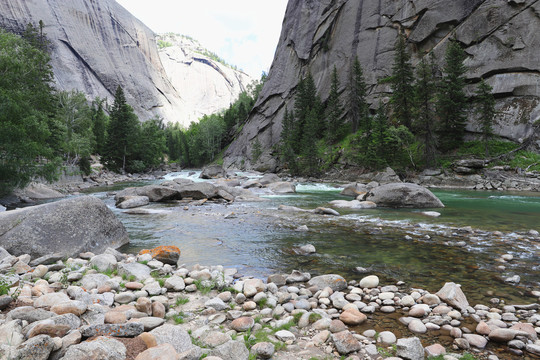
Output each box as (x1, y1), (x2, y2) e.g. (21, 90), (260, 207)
(224, 0), (540, 171)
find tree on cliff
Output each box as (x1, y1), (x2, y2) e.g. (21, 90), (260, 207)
(349, 56), (369, 133)
(475, 79), (496, 157)
(437, 41), (468, 152)
(293, 73), (322, 153)
(387, 33), (414, 130)
(413, 56), (438, 167)
(326, 66), (344, 143)
(91, 97), (108, 156)
(0, 29), (60, 196)
(102, 86), (140, 172)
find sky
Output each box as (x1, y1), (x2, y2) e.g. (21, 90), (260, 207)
(116, 0), (288, 78)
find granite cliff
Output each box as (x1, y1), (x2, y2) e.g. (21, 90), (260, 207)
(0, 0), (252, 125)
(223, 0), (540, 171)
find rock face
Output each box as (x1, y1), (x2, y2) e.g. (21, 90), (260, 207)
(0, 196), (129, 258)
(366, 183), (444, 208)
(157, 34), (253, 124)
(0, 1), (252, 126)
(224, 0), (540, 169)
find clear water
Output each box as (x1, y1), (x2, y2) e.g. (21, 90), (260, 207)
(87, 171), (540, 304)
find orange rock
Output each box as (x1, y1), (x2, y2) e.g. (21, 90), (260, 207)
(138, 246), (180, 265)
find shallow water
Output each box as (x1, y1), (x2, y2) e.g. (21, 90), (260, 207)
(87, 171), (539, 304)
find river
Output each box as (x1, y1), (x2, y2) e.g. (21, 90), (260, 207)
(89, 170), (540, 305)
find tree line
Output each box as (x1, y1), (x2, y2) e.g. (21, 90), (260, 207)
(279, 33), (496, 176)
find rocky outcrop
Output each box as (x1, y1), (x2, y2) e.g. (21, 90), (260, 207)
(0, 1), (252, 126)
(224, 0), (540, 170)
(0, 196), (129, 258)
(0, 0), (184, 123)
(157, 34), (253, 124)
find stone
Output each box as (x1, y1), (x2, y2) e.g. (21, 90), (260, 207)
(378, 331), (397, 345)
(0, 320), (25, 347)
(50, 301), (87, 316)
(408, 319), (427, 334)
(131, 317), (165, 331)
(329, 199), (377, 209)
(27, 323), (71, 338)
(268, 181), (296, 194)
(0, 196), (129, 258)
(464, 334), (488, 349)
(80, 323), (144, 337)
(314, 207), (340, 216)
(13, 334), (55, 360)
(115, 291), (137, 304)
(396, 337), (424, 360)
(401, 295), (416, 307)
(138, 245), (181, 265)
(422, 293), (440, 305)
(105, 311), (127, 324)
(251, 342), (275, 359)
(117, 196), (150, 209)
(80, 274), (111, 290)
(164, 275), (185, 291)
(339, 308), (367, 325)
(34, 292), (70, 308)
(89, 254), (117, 272)
(331, 330), (361, 355)
(209, 340), (249, 360)
(366, 183), (444, 208)
(359, 275), (379, 288)
(200, 164), (226, 179)
(424, 343), (446, 357)
(117, 262), (151, 281)
(202, 331), (231, 348)
(488, 328), (519, 342)
(329, 320), (348, 333)
(275, 330), (296, 342)
(435, 282), (470, 311)
(308, 274), (347, 291)
(205, 297), (228, 311)
(0, 295), (13, 310)
(286, 270), (311, 283)
(135, 343), (177, 360)
(151, 301), (166, 318)
(150, 324), (194, 353)
(61, 336), (126, 360)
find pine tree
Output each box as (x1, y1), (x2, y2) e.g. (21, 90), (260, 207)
(279, 108), (298, 174)
(388, 33), (414, 129)
(437, 40), (468, 152)
(92, 98), (108, 155)
(371, 102), (389, 168)
(475, 79), (496, 157)
(349, 56), (369, 133)
(103, 86), (140, 172)
(326, 66), (344, 143)
(293, 72), (321, 152)
(413, 56), (438, 167)
(301, 108), (320, 175)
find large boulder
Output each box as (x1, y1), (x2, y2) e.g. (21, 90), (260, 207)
(176, 182), (220, 200)
(0, 196), (129, 259)
(268, 182), (296, 194)
(259, 173), (281, 185)
(366, 183), (444, 208)
(115, 185), (179, 203)
(200, 165), (226, 179)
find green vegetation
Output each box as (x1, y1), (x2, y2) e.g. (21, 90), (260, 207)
(474, 79), (496, 156)
(157, 39), (172, 49)
(194, 279), (215, 295)
(429, 353), (478, 360)
(175, 296), (190, 306)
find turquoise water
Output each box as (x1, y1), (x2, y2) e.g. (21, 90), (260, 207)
(87, 173), (539, 304)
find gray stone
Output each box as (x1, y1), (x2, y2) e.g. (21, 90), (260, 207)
(60, 336), (126, 360)
(205, 297), (228, 311)
(396, 337), (424, 360)
(131, 317), (165, 331)
(150, 324), (194, 353)
(308, 274), (347, 292)
(116, 196), (149, 209)
(29, 253), (64, 267)
(314, 207), (340, 216)
(366, 183), (444, 208)
(0, 196), (129, 258)
(275, 330), (296, 342)
(209, 340), (249, 360)
(268, 182), (296, 194)
(117, 262), (151, 281)
(164, 275), (186, 291)
(7, 307), (55, 323)
(80, 323), (144, 337)
(435, 282), (470, 311)
(0, 295), (12, 310)
(464, 334), (488, 349)
(14, 334), (54, 360)
(251, 342), (275, 359)
(331, 330), (361, 355)
(89, 254), (117, 272)
(200, 165), (226, 179)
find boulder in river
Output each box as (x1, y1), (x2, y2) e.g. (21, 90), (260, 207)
(435, 282), (469, 311)
(0, 196), (129, 259)
(268, 182), (296, 194)
(115, 185), (180, 203)
(259, 173), (281, 185)
(340, 183), (370, 197)
(329, 200), (376, 209)
(116, 196), (149, 209)
(366, 183), (444, 208)
(200, 164), (226, 179)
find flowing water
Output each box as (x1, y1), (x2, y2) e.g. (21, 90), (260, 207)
(87, 170), (540, 305)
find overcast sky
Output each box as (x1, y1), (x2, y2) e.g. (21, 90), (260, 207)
(116, 0), (288, 78)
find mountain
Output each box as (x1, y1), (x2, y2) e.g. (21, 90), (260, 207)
(157, 34), (253, 125)
(223, 0), (540, 171)
(0, 0), (252, 126)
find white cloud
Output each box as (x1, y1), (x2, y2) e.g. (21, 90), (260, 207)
(116, 0), (288, 78)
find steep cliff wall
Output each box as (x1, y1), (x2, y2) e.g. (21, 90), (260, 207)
(157, 34), (254, 125)
(0, 0), (185, 123)
(223, 0), (540, 171)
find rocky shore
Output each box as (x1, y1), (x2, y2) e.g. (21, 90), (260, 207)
(0, 245), (539, 360)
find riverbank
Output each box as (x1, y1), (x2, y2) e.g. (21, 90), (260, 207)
(0, 245), (539, 360)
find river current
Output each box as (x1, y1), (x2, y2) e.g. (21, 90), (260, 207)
(90, 170), (540, 305)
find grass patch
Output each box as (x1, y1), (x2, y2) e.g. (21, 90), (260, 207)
(308, 313), (321, 323)
(194, 279), (215, 295)
(457, 140), (518, 158)
(171, 312), (186, 324)
(175, 296), (189, 307)
(256, 297), (268, 308)
(508, 150), (540, 171)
